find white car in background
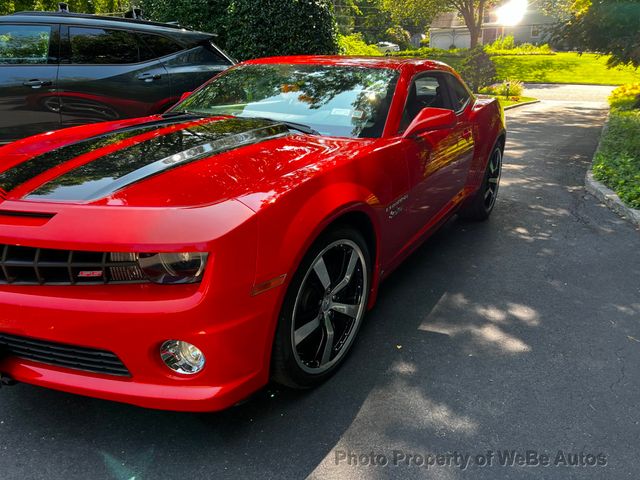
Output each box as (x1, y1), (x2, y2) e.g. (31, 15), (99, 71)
(376, 41), (400, 54)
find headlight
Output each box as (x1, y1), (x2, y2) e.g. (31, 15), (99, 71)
(108, 252), (208, 284)
(138, 252), (208, 284)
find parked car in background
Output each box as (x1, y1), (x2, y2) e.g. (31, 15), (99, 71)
(0, 11), (234, 143)
(376, 41), (400, 54)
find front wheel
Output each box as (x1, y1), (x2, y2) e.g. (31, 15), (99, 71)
(460, 143), (503, 221)
(271, 226), (371, 389)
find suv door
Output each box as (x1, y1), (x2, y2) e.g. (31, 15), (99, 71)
(56, 25), (171, 128)
(152, 37), (232, 100)
(0, 22), (60, 143)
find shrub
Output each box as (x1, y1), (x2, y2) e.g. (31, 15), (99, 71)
(494, 79), (524, 97)
(592, 84), (640, 209)
(225, 0), (339, 60)
(478, 85), (497, 95)
(390, 46), (467, 58)
(338, 34), (381, 56)
(459, 46), (497, 92)
(609, 83), (640, 111)
(485, 35), (554, 56)
(384, 26), (411, 50)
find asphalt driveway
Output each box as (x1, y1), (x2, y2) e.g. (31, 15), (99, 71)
(1, 85), (638, 480)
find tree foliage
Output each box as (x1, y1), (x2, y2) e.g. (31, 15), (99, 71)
(448, 0), (498, 48)
(459, 46), (496, 91)
(225, 0), (339, 60)
(555, 0), (640, 68)
(2, 0), (132, 15)
(139, 0), (230, 45)
(382, 0), (436, 36)
(351, 0), (392, 44)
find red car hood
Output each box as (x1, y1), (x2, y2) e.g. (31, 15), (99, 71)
(0, 115), (370, 208)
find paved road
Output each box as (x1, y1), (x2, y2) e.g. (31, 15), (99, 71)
(1, 87), (638, 480)
(523, 83), (616, 103)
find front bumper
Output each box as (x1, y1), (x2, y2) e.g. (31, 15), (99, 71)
(0, 282), (282, 412)
(0, 199), (285, 412)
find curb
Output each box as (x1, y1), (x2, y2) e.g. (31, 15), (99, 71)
(504, 100), (540, 110)
(585, 172), (640, 228)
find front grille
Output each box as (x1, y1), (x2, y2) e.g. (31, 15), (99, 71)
(0, 332), (130, 377)
(0, 244), (146, 285)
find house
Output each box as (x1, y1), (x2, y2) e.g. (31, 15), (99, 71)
(429, 8), (557, 49)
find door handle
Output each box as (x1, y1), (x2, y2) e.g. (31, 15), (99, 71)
(137, 73), (162, 82)
(23, 79), (53, 88)
(462, 128), (473, 140)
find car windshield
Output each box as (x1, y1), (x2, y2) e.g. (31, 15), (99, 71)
(171, 64), (400, 138)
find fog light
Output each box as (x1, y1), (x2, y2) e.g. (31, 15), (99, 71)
(160, 340), (205, 374)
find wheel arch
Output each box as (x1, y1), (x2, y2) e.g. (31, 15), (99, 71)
(251, 181), (385, 369)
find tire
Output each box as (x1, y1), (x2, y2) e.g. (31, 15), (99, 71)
(271, 226), (371, 389)
(459, 142), (503, 221)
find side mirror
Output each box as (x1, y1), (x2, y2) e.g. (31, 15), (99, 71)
(402, 107), (456, 138)
(179, 91), (192, 102)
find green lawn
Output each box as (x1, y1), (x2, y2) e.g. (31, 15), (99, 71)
(433, 52), (640, 85)
(493, 95), (537, 108)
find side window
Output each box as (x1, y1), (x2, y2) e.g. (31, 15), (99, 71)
(138, 33), (183, 61)
(0, 25), (52, 65)
(448, 75), (472, 112)
(399, 74), (451, 132)
(168, 41), (231, 66)
(69, 27), (139, 64)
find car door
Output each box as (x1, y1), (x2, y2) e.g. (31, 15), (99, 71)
(0, 22), (60, 143)
(56, 25), (171, 128)
(399, 71), (475, 230)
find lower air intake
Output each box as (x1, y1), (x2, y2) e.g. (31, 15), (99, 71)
(0, 333), (130, 377)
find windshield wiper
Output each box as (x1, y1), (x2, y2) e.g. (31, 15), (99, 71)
(239, 116), (320, 135)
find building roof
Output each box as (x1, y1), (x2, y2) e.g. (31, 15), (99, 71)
(430, 12), (467, 29)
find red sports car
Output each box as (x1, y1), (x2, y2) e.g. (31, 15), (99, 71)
(0, 56), (505, 411)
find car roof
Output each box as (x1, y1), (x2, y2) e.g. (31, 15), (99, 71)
(241, 55), (454, 72)
(2, 12), (215, 41)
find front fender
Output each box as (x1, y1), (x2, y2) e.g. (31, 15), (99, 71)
(249, 181), (382, 290)
(240, 179), (383, 370)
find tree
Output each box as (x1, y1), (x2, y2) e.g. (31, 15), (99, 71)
(554, 0), (640, 67)
(459, 46), (496, 91)
(140, 0), (230, 45)
(225, 0), (339, 60)
(351, 0), (392, 44)
(447, 0), (497, 48)
(3, 0), (132, 14)
(0, 1), (16, 15)
(382, 0), (436, 36)
(381, 0), (499, 49)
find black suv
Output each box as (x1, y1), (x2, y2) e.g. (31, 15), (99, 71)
(0, 11), (234, 143)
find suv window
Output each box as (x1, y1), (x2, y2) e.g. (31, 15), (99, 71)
(448, 75), (472, 112)
(0, 25), (51, 65)
(138, 33), (183, 60)
(399, 73), (451, 132)
(69, 27), (139, 64)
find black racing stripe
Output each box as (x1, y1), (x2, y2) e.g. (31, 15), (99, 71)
(0, 114), (204, 195)
(25, 118), (290, 202)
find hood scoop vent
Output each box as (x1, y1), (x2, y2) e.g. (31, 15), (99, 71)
(0, 209), (55, 227)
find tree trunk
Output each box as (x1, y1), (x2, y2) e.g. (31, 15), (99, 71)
(469, 26), (480, 48)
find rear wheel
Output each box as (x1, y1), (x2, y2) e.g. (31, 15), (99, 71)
(272, 226), (370, 388)
(460, 143), (503, 221)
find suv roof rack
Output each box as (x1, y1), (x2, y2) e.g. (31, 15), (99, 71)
(10, 9), (188, 31)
